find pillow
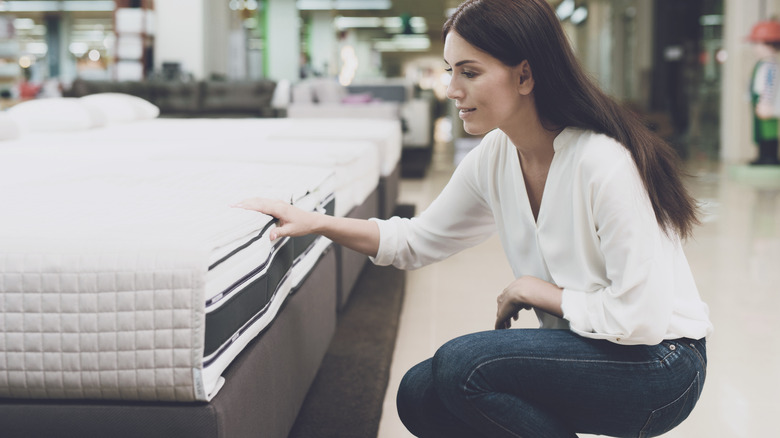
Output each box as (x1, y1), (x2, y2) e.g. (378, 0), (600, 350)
(80, 92), (160, 122)
(0, 112), (22, 141)
(311, 78), (347, 103)
(6, 97), (107, 132)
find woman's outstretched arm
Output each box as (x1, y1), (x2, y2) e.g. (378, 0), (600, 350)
(233, 198), (380, 258)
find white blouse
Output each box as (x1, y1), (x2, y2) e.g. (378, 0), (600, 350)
(371, 127), (713, 345)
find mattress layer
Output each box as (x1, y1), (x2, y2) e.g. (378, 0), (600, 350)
(0, 158), (336, 402)
(264, 118), (402, 177)
(200, 195), (335, 398)
(1, 125), (382, 218)
(63, 117), (402, 177)
(154, 139), (380, 218)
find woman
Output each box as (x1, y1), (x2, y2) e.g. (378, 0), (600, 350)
(236, 0), (712, 436)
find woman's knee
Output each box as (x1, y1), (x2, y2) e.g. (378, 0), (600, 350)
(430, 334), (487, 400)
(396, 359), (434, 431)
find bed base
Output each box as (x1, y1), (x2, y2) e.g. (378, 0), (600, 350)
(0, 249), (338, 438)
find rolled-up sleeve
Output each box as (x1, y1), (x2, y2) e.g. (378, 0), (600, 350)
(369, 144), (497, 270)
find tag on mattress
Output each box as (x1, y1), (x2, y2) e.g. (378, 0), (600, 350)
(193, 367), (206, 400)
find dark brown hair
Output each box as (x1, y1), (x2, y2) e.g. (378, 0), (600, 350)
(444, 0), (699, 239)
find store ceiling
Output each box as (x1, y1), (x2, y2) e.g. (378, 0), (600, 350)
(387, 0), (458, 36)
(319, 0), (460, 54)
(333, 0), (559, 54)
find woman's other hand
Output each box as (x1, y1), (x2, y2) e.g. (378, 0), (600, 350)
(233, 197), (319, 240)
(495, 276), (564, 329)
(495, 284), (532, 329)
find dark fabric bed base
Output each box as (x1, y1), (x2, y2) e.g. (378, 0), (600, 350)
(335, 162), (399, 311)
(335, 162), (400, 310)
(0, 249), (339, 438)
(337, 188), (379, 311)
(378, 162), (400, 220)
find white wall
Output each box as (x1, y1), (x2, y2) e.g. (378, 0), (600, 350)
(154, 0), (206, 79)
(308, 10), (338, 77)
(203, 0), (232, 80)
(266, 0), (300, 82)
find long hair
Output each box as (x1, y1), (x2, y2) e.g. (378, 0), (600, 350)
(444, 0), (699, 239)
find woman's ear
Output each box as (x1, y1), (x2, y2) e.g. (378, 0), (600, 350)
(516, 60), (534, 95)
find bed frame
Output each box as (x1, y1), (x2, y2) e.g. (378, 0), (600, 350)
(0, 249), (337, 438)
(0, 176), (392, 438)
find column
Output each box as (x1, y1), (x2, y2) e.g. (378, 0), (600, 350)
(265, 0), (299, 82)
(203, 0), (232, 80)
(633, 0), (654, 109)
(154, 0), (206, 79)
(308, 10), (337, 77)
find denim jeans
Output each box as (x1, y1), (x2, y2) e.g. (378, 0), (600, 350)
(397, 329), (707, 438)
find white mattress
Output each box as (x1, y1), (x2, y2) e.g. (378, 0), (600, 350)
(0, 156), (336, 402)
(60, 117), (402, 177)
(153, 138), (380, 218)
(263, 118), (402, 177)
(1, 122), (383, 217)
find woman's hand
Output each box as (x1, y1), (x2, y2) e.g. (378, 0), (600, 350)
(495, 276), (564, 329)
(233, 197), (319, 240)
(495, 282), (532, 330)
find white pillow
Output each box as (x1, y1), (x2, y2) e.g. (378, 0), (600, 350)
(6, 98), (107, 132)
(0, 112), (22, 141)
(80, 92), (160, 122)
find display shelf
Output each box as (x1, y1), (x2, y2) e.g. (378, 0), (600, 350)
(0, 16), (21, 97)
(113, 0), (155, 81)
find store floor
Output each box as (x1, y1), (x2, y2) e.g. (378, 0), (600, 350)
(377, 138), (780, 438)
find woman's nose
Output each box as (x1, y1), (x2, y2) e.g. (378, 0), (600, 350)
(446, 78), (462, 100)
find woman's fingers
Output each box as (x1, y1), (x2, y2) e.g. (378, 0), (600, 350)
(495, 285), (533, 330)
(233, 197), (287, 216)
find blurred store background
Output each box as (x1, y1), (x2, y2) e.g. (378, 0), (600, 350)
(0, 0), (772, 171)
(2, 2), (780, 437)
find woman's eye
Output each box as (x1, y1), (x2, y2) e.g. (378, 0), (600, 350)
(462, 71), (476, 79)
(444, 67), (453, 73)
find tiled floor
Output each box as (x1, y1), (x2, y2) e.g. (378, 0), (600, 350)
(376, 139), (780, 437)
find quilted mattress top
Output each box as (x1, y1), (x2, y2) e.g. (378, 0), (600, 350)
(0, 152), (335, 401)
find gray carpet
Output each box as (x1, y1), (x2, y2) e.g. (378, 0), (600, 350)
(288, 263), (405, 438)
(289, 205), (413, 438)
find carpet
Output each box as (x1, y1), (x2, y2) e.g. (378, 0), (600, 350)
(288, 205), (413, 438)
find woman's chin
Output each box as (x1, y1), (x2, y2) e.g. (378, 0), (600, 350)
(463, 123), (491, 136)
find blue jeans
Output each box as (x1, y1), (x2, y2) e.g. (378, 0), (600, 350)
(397, 329), (707, 438)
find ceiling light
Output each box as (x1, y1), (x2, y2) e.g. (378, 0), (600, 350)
(570, 6), (588, 25)
(297, 0), (391, 10)
(1, 1), (115, 12)
(334, 16), (384, 30)
(334, 16), (427, 34)
(556, 0), (575, 21)
(374, 35), (431, 52)
(13, 18), (35, 30)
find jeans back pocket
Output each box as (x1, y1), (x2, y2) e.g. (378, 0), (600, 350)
(638, 371), (702, 438)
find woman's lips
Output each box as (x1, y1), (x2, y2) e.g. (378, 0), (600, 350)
(458, 107), (476, 118)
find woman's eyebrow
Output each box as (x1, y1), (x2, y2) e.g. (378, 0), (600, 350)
(444, 59), (479, 67)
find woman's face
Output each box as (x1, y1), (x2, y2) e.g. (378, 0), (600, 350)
(444, 31), (529, 136)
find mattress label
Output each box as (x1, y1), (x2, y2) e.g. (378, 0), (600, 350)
(193, 367), (206, 401)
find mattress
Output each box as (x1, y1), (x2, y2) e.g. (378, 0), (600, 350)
(264, 118), (402, 177)
(59, 117), (403, 177)
(2, 126), (382, 218)
(0, 158), (336, 402)
(153, 139), (380, 218)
